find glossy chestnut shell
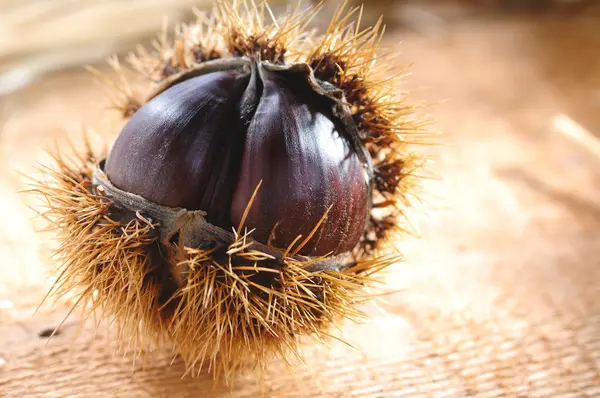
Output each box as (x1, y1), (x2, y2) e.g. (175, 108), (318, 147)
(104, 60), (373, 257)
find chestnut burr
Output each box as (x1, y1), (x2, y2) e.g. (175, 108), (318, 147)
(31, 0), (431, 384)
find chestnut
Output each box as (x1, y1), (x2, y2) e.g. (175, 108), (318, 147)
(104, 63), (372, 257)
(31, 0), (430, 384)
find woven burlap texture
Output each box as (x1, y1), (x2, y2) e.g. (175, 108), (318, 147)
(1, 10), (600, 398)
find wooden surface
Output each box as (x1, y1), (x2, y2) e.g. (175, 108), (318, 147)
(2, 11), (600, 397)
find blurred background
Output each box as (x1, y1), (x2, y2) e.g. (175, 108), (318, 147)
(1, 1), (600, 397)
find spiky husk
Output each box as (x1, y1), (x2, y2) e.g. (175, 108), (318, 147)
(31, 0), (432, 385)
(32, 146), (397, 382)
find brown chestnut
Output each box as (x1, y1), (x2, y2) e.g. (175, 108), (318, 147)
(104, 61), (372, 257)
(32, 0), (428, 384)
